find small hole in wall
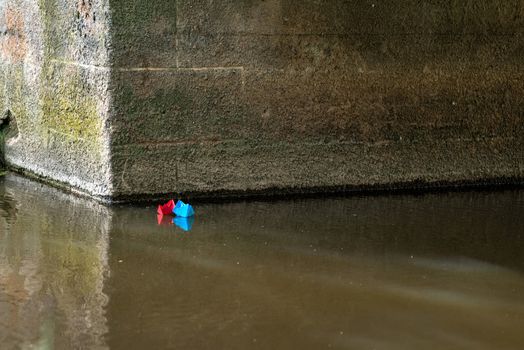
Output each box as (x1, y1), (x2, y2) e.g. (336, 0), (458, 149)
(1, 110), (18, 169)
(1, 110), (19, 140)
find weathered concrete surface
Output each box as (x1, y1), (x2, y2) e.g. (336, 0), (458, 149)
(1, 1), (523, 201)
(0, 0), (113, 196)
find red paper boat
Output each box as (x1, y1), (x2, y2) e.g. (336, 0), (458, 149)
(157, 200), (175, 216)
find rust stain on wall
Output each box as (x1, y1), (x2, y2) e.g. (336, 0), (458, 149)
(1, 6), (27, 63)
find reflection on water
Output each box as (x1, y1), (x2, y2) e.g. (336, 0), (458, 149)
(173, 216), (195, 231)
(1, 174), (524, 349)
(0, 175), (110, 349)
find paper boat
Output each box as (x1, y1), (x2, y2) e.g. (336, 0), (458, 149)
(157, 199), (175, 216)
(173, 216), (195, 231)
(173, 200), (195, 218)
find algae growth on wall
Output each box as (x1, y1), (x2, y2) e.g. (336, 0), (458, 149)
(0, 0), (113, 196)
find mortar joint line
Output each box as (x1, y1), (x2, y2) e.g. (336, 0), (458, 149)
(49, 59), (244, 73)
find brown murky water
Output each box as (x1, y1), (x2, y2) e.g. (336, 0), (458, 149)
(0, 174), (523, 350)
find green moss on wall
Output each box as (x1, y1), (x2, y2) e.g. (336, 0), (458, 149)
(39, 0), (62, 59)
(38, 0), (103, 147)
(8, 67), (29, 130)
(40, 69), (101, 142)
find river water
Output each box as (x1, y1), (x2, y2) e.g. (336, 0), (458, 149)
(0, 174), (523, 349)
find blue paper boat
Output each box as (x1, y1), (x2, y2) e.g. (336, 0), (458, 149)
(173, 200), (195, 218)
(173, 216), (195, 232)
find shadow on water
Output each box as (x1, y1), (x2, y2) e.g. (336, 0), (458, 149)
(0, 173), (523, 349)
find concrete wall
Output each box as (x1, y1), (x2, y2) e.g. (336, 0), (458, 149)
(1, 1), (523, 201)
(0, 0), (113, 196)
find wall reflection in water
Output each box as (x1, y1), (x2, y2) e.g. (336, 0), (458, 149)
(0, 175), (110, 349)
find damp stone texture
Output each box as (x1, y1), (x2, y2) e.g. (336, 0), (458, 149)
(1, 1), (523, 201)
(0, 0), (112, 196)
